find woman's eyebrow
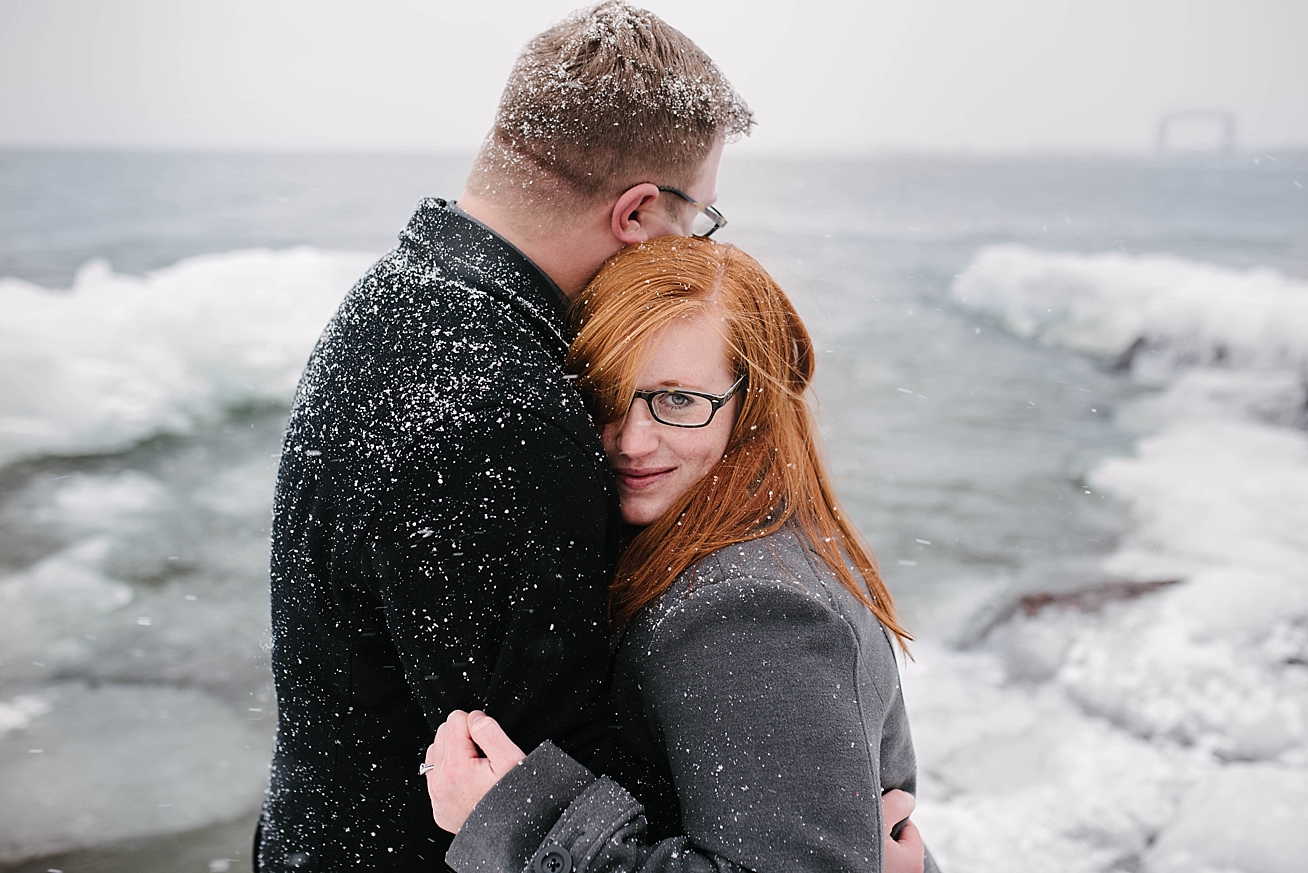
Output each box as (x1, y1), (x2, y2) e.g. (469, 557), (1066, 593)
(653, 380), (709, 390)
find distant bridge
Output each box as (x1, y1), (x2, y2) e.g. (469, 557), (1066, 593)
(1156, 111), (1237, 153)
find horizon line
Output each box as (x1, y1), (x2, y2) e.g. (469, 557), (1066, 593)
(4, 141), (1307, 161)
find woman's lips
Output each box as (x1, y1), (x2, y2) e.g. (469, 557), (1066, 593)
(614, 467), (675, 490)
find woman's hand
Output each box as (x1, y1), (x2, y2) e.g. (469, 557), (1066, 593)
(424, 709), (526, 833)
(882, 789), (925, 873)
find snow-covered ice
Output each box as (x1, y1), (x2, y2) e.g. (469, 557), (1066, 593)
(3, 237), (1306, 870)
(951, 244), (1308, 375)
(912, 246), (1308, 872)
(0, 248), (372, 467)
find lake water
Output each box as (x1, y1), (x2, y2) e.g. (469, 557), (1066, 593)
(2, 148), (1306, 872)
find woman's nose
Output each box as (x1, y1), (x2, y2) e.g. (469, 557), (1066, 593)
(614, 401), (660, 456)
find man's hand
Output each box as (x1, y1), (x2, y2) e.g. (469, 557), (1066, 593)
(882, 789), (925, 873)
(424, 710), (526, 833)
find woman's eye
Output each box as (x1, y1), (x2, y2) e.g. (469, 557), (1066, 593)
(657, 392), (694, 409)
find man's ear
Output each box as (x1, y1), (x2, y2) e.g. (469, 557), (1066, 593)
(610, 183), (663, 245)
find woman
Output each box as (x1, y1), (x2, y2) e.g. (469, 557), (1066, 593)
(424, 236), (935, 873)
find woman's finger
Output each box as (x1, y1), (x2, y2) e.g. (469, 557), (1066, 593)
(429, 720), (451, 757)
(441, 710), (480, 762)
(424, 725), (446, 770)
(467, 710), (526, 776)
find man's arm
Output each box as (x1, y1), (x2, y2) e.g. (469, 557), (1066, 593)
(367, 405), (615, 757)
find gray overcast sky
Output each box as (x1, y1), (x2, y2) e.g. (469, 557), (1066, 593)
(1, 0), (1305, 154)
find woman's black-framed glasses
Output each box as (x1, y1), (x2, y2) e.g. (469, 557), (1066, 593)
(657, 186), (728, 238)
(628, 374), (747, 428)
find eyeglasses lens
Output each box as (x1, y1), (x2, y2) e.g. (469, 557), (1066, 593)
(690, 211), (720, 237)
(649, 392), (714, 426)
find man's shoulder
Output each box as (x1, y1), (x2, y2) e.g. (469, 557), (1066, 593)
(315, 206), (564, 374)
(334, 201), (566, 357)
(285, 201), (591, 459)
(341, 236), (526, 333)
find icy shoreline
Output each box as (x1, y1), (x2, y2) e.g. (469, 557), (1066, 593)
(0, 248), (374, 468)
(2, 245), (1307, 870)
(912, 246), (1308, 872)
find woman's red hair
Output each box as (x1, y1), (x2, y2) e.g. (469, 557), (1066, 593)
(568, 236), (910, 648)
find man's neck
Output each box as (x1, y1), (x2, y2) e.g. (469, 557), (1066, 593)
(457, 193), (618, 301)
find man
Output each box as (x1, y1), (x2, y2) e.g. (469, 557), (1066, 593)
(255, 3), (752, 870)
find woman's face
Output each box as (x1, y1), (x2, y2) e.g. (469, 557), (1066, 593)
(601, 313), (739, 527)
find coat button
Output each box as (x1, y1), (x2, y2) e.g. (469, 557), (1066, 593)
(533, 846), (572, 873)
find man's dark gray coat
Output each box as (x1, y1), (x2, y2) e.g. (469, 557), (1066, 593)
(256, 199), (618, 872)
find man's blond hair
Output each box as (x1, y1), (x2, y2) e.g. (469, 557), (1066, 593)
(468, 1), (752, 212)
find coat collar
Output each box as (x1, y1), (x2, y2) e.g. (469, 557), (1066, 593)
(399, 197), (573, 352)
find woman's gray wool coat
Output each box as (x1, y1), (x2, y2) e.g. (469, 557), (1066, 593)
(446, 525), (941, 873)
